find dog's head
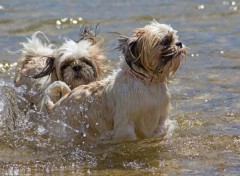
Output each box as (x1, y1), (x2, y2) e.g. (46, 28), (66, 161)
(55, 29), (106, 89)
(34, 26), (106, 89)
(117, 20), (186, 82)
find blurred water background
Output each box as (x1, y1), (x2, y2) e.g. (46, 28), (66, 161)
(0, 0), (240, 175)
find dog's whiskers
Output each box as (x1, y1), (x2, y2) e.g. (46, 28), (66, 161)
(149, 49), (178, 81)
(162, 51), (176, 57)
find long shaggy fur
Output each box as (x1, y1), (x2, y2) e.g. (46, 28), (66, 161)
(44, 20), (187, 143)
(14, 28), (107, 111)
(14, 32), (56, 88)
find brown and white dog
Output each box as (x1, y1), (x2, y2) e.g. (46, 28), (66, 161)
(44, 20), (186, 143)
(14, 27), (106, 111)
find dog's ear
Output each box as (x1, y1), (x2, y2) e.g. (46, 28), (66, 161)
(117, 34), (148, 76)
(117, 35), (142, 66)
(31, 56), (55, 79)
(117, 35), (139, 59)
(116, 35), (129, 53)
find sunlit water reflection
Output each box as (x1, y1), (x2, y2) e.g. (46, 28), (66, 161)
(0, 0), (240, 175)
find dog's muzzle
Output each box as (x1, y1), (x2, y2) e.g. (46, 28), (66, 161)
(72, 65), (82, 73)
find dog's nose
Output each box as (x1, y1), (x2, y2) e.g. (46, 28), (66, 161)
(176, 42), (182, 48)
(72, 65), (82, 73)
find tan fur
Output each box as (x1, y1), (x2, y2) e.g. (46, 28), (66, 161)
(14, 30), (107, 111)
(44, 21), (187, 143)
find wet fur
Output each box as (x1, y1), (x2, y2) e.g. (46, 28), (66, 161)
(44, 20), (186, 143)
(14, 28), (106, 111)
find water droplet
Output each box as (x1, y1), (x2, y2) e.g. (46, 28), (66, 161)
(232, 1), (236, 6)
(96, 122), (99, 126)
(0, 5), (5, 10)
(87, 96), (94, 103)
(45, 168), (50, 174)
(233, 6), (238, 11)
(86, 124), (89, 128)
(223, 1), (229, 5)
(56, 20), (61, 25)
(191, 54), (195, 57)
(87, 169), (91, 174)
(159, 162), (165, 167)
(198, 4), (205, 9)
(72, 20), (78, 24)
(61, 17), (68, 22)
(79, 104), (84, 112)
(78, 17), (83, 21)
(36, 125), (46, 135)
(59, 165), (64, 171)
(220, 51), (224, 54)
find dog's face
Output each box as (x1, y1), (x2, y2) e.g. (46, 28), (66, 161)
(60, 56), (97, 89)
(55, 39), (105, 89)
(118, 20), (186, 81)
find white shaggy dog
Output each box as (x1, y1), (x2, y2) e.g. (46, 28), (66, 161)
(14, 27), (106, 111)
(44, 20), (186, 143)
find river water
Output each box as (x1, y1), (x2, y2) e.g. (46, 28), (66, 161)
(0, 0), (240, 175)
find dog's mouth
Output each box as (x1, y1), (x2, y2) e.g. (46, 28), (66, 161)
(159, 49), (176, 68)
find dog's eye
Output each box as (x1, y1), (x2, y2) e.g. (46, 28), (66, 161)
(83, 60), (93, 68)
(161, 37), (171, 46)
(61, 65), (68, 71)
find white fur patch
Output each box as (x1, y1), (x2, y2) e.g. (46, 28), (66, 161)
(58, 40), (91, 59)
(21, 31), (55, 56)
(146, 20), (177, 36)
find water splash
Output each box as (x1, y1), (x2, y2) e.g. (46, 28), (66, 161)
(164, 119), (177, 139)
(0, 81), (24, 133)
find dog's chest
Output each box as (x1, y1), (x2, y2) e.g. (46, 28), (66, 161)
(118, 81), (170, 137)
(124, 80), (169, 110)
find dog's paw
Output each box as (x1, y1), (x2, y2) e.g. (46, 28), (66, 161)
(44, 81), (71, 111)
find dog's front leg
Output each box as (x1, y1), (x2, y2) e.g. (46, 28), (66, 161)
(99, 124), (136, 143)
(111, 112), (137, 142)
(153, 115), (169, 137)
(44, 81), (71, 111)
